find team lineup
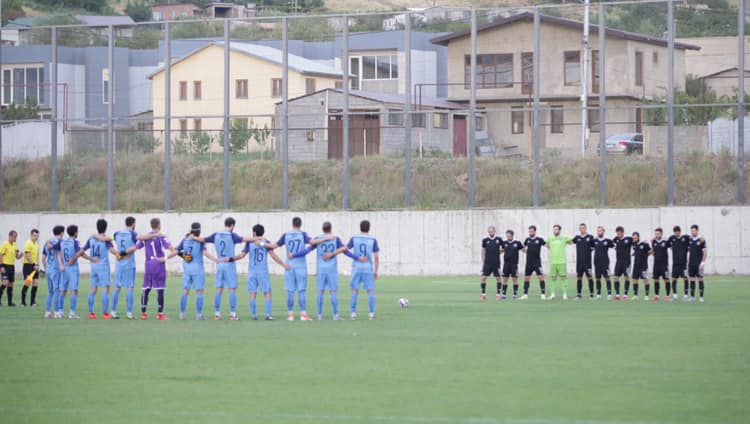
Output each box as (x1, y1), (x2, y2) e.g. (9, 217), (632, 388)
(0, 216), (379, 321)
(480, 223), (708, 302)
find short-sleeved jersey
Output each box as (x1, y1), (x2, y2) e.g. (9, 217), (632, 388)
(348, 234), (379, 273)
(501, 240), (524, 265)
(547, 235), (572, 265)
(613, 236), (633, 264)
(205, 231), (244, 262)
(0, 241), (18, 266)
(83, 236), (113, 271)
(43, 238), (61, 272)
(277, 230), (311, 269)
(243, 239), (271, 275)
(652, 238), (670, 267)
(23, 240), (39, 265)
(177, 238), (206, 274)
(633, 241), (651, 271)
(314, 235), (345, 273)
(572, 234), (595, 265)
(482, 236), (502, 265)
(113, 230), (138, 269)
(136, 234), (172, 264)
(688, 237), (707, 266)
(59, 238), (82, 268)
(524, 237), (546, 266)
(593, 237), (614, 264)
(668, 234), (690, 265)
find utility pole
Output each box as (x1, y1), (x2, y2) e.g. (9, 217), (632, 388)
(580, 0), (591, 158)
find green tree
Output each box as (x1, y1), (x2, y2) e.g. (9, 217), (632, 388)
(33, 0), (109, 13)
(1, 98), (41, 121)
(134, 133), (161, 154)
(31, 16), (107, 47)
(125, 0), (152, 22)
(116, 26), (161, 50)
(229, 118), (252, 153)
(1, 0), (25, 26)
(190, 131), (213, 154)
(231, 23), (272, 40)
(272, 17), (333, 41)
(249, 120), (271, 158)
(171, 19), (223, 39)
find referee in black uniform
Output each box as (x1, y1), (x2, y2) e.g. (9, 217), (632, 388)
(480, 226), (502, 301)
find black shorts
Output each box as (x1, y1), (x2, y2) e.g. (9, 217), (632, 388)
(524, 263), (543, 277)
(671, 264), (687, 279)
(576, 263), (592, 278)
(1, 265), (15, 283)
(22, 264), (37, 280)
(632, 266), (649, 280)
(688, 263), (704, 278)
(614, 261), (630, 277)
(594, 263), (610, 279)
(502, 262), (518, 278)
(482, 262), (500, 277)
(653, 265), (669, 280)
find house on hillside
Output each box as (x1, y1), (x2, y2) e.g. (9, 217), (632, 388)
(148, 42), (343, 151)
(679, 35), (750, 97)
(277, 88), (464, 161)
(431, 12), (700, 157)
(151, 3), (202, 21)
(698, 67), (750, 98)
(74, 15), (136, 37)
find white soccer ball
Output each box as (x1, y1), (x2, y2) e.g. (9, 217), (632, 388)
(399, 298), (409, 308)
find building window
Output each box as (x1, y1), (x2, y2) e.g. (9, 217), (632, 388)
(464, 54), (513, 89)
(350, 57), (360, 90)
(306, 129), (315, 142)
(434, 112), (448, 129)
(591, 50), (600, 94)
(2, 66), (46, 106)
(271, 78), (282, 98)
(521, 52), (533, 95)
(564, 51), (581, 86)
(334, 81), (343, 89)
(102, 68), (114, 104)
(193, 118), (202, 132)
(475, 114), (486, 132)
(412, 112), (425, 128)
(388, 109), (404, 126)
(511, 107), (525, 134)
(305, 78), (316, 94)
(588, 105), (600, 133)
(236, 79), (248, 99)
(193, 81), (202, 100)
(652, 51), (659, 65)
(359, 54), (398, 81)
(635, 51), (644, 87)
(550, 105), (564, 134)
(178, 81), (187, 101)
(179, 119), (188, 137)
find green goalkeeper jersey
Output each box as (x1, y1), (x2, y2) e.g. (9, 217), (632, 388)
(547, 235), (572, 265)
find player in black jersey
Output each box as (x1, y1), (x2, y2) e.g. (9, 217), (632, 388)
(480, 226), (502, 301)
(688, 224), (708, 302)
(501, 230), (524, 300)
(630, 232), (651, 299)
(521, 225), (546, 300)
(650, 228), (670, 301)
(668, 225), (691, 301)
(593, 226), (615, 300)
(571, 223), (595, 299)
(612, 226), (633, 300)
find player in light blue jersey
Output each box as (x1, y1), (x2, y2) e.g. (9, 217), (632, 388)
(267, 217), (331, 321)
(233, 224), (288, 321)
(332, 220), (380, 320)
(82, 219), (118, 320)
(192, 217), (258, 321)
(42, 225), (65, 319)
(293, 222), (359, 321)
(173, 222), (221, 321)
(57, 225), (97, 319)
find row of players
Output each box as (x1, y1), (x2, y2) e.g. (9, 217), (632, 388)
(34, 216), (379, 321)
(480, 223), (708, 302)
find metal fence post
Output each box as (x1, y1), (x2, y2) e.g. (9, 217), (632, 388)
(405, 13), (412, 208)
(223, 19), (230, 210)
(532, 8), (541, 207)
(667, 0), (675, 206)
(468, 9), (477, 208)
(51, 27), (58, 211)
(282, 17), (289, 210)
(738, 0), (746, 204)
(107, 25), (114, 211)
(164, 21), (172, 211)
(342, 15), (350, 209)
(598, 3), (607, 207)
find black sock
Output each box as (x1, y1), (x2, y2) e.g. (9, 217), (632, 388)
(665, 281), (671, 296)
(684, 281), (689, 295)
(523, 281), (530, 294)
(672, 280), (677, 295)
(502, 284), (508, 296)
(698, 280), (704, 297)
(30, 286), (38, 304)
(496, 283), (502, 294)
(513, 284), (518, 295)
(0, 285), (4, 302)
(21, 286), (28, 304)
(576, 279), (582, 295)
(633, 283), (639, 295)
(157, 290), (165, 313)
(141, 288), (151, 313)
(539, 280), (546, 295)
(480, 283), (486, 294)
(645, 283), (650, 296)
(690, 281), (696, 297)
(596, 280), (601, 295)
(588, 279), (594, 296)
(624, 280), (630, 295)
(606, 280), (612, 295)
(7, 286), (13, 305)
(655, 282), (660, 295)
(614, 281), (620, 295)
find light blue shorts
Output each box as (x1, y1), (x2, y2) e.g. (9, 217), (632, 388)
(316, 270), (339, 291)
(114, 267), (136, 289)
(350, 270), (375, 291)
(90, 268), (111, 288)
(61, 268), (80, 292)
(46, 270), (60, 292)
(247, 273), (272, 294)
(215, 266), (237, 290)
(182, 272), (206, 291)
(284, 268), (307, 292)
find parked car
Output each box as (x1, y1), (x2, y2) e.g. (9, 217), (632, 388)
(605, 133), (644, 154)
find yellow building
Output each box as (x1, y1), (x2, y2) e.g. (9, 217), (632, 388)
(149, 42), (343, 151)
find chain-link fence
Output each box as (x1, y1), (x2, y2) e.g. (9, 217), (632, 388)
(0, 0), (747, 212)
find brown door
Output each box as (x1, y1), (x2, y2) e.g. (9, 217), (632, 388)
(328, 114), (343, 159)
(453, 115), (467, 156)
(327, 111), (380, 159)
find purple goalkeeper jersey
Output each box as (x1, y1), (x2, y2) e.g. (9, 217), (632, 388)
(136, 232), (172, 274)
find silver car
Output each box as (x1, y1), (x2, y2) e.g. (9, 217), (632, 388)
(605, 133), (644, 154)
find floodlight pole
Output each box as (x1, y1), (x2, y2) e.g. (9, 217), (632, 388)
(51, 27), (59, 211)
(107, 25), (114, 211)
(598, 3), (607, 207)
(667, 0), (675, 206)
(738, 0), (746, 204)
(532, 8), (541, 207)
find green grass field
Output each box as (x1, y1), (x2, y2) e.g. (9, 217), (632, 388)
(1, 275), (748, 424)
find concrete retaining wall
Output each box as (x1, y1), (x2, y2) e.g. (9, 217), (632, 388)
(2, 206), (748, 276)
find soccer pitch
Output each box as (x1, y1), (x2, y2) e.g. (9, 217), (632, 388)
(2, 275), (748, 424)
